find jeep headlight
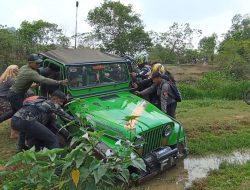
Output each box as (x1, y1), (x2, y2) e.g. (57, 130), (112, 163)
(163, 125), (172, 137)
(134, 136), (145, 148)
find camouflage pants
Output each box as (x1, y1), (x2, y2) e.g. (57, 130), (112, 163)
(0, 97), (13, 123)
(0, 97), (12, 115)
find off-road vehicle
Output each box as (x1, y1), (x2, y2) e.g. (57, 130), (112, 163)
(38, 49), (188, 181)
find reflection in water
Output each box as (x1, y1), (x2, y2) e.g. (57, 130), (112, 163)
(133, 150), (250, 190)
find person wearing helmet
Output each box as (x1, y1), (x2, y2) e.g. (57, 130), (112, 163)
(134, 63), (180, 117)
(131, 52), (151, 81)
(133, 63), (166, 108)
(135, 71), (177, 118)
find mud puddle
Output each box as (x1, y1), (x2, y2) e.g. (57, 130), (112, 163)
(133, 150), (250, 190)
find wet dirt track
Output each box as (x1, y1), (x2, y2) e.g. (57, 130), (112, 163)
(133, 151), (250, 190)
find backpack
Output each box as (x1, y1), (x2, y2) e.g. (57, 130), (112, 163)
(23, 96), (46, 106)
(162, 73), (182, 102)
(169, 82), (182, 102)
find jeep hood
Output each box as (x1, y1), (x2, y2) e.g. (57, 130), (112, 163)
(69, 91), (173, 139)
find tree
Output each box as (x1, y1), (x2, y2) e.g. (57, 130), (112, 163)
(225, 14), (250, 40)
(149, 23), (202, 64)
(218, 14), (250, 78)
(77, 32), (101, 49)
(87, 0), (152, 55)
(0, 25), (17, 71)
(148, 45), (176, 64)
(18, 20), (70, 54)
(198, 33), (217, 62)
(0, 20), (70, 71)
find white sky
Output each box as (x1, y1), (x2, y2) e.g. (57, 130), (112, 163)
(1, 0), (250, 46)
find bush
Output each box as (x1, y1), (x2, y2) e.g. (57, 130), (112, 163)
(0, 123), (146, 190)
(179, 71), (250, 100)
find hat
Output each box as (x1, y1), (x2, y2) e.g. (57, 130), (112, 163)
(151, 71), (162, 79)
(28, 54), (43, 64)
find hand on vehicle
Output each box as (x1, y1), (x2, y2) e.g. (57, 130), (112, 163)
(131, 72), (137, 78)
(135, 91), (141, 96)
(132, 83), (138, 89)
(31, 82), (39, 88)
(59, 79), (68, 85)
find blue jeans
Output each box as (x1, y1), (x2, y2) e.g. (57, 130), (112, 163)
(11, 117), (59, 149)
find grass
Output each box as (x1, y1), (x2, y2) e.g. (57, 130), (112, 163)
(177, 99), (250, 155)
(188, 161), (250, 190)
(0, 121), (16, 165)
(1, 99), (250, 189)
(1, 100), (250, 159)
(166, 64), (217, 83)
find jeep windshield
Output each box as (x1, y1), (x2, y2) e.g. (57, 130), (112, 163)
(67, 63), (129, 89)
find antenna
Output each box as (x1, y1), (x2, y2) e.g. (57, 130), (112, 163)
(74, 1), (79, 49)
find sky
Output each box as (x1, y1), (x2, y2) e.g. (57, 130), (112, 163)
(1, 0), (250, 46)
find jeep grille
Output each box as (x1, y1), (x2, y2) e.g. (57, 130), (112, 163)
(142, 126), (164, 155)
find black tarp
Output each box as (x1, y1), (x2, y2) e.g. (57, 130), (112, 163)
(40, 49), (125, 65)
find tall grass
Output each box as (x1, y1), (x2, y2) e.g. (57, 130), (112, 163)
(179, 71), (250, 100)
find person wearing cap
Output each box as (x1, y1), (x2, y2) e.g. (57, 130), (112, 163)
(7, 54), (68, 151)
(135, 71), (177, 118)
(7, 54), (68, 114)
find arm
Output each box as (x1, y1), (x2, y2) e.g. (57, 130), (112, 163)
(137, 78), (153, 91)
(136, 67), (150, 77)
(140, 83), (157, 96)
(5, 77), (15, 88)
(160, 83), (170, 113)
(31, 71), (62, 85)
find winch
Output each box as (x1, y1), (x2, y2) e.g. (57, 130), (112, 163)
(143, 146), (178, 171)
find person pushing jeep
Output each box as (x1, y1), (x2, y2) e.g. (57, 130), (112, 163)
(7, 54), (68, 114)
(136, 71), (178, 118)
(11, 90), (71, 151)
(7, 54), (68, 151)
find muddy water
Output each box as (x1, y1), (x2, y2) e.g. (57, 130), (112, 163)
(133, 150), (250, 190)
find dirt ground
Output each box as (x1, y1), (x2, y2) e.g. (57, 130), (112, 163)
(165, 64), (217, 82)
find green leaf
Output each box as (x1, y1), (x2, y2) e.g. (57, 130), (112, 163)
(0, 171), (9, 177)
(119, 169), (130, 183)
(70, 136), (79, 147)
(79, 167), (90, 181)
(62, 160), (73, 174)
(131, 158), (146, 171)
(5, 153), (24, 167)
(59, 180), (67, 189)
(48, 153), (57, 162)
(75, 150), (85, 168)
(85, 181), (96, 190)
(93, 164), (108, 184)
(89, 159), (100, 172)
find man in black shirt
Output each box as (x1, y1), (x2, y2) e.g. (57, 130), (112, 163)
(11, 90), (71, 151)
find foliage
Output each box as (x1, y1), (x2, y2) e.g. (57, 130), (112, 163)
(87, 0), (152, 55)
(18, 20), (70, 53)
(0, 25), (18, 72)
(179, 71), (250, 100)
(0, 124), (146, 190)
(218, 14), (250, 79)
(148, 44), (176, 64)
(149, 23), (202, 64)
(178, 99), (250, 155)
(77, 32), (101, 49)
(190, 161), (250, 190)
(198, 33), (217, 62)
(0, 20), (70, 72)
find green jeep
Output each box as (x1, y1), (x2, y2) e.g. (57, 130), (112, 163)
(38, 49), (188, 181)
